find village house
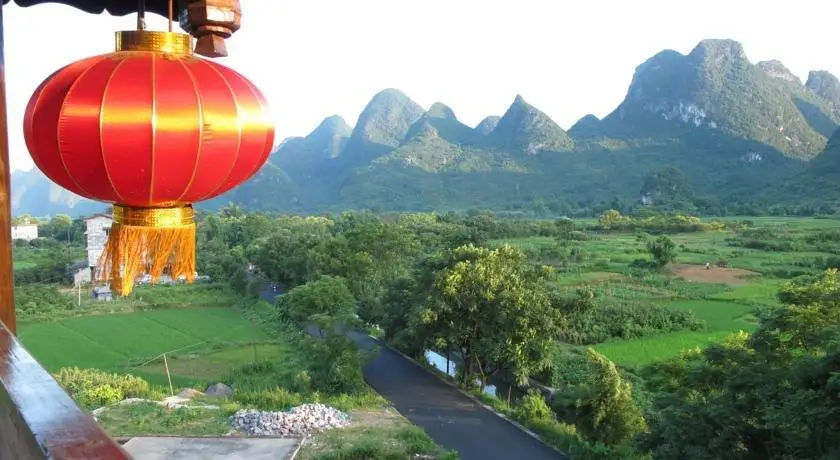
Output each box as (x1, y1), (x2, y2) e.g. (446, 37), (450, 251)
(11, 220), (38, 241)
(91, 286), (114, 302)
(70, 260), (91, 285)
(84, 213), (113, 277)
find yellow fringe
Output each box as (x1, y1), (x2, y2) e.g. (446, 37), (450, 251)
(95, 206), (196, 296)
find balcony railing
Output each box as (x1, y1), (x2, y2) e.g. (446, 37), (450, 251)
(0, 321), (131, 459)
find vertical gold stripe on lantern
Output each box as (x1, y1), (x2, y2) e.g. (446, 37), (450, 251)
(96, 205), (196, 296)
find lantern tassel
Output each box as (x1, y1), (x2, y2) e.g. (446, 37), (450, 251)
(96, 205), (196, 296)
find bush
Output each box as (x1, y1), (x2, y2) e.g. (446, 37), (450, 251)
(224, 351), (383, 413)
(550, 350), (646, 446)
(303, 335), (368, 394)
(14, 284), (75, 319)
(472, 379), (645, 459)
(736, 238), (796, 252)
(54, 367), (153, 409)
(515, 390), (553, 421)
(76, 384), (123, 408)
(559, 303), (704, 345)
(133, 283), (238, 308)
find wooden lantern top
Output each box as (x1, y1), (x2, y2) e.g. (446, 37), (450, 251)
(2, 0), (244, 58)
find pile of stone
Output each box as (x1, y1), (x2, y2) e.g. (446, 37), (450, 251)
(230, 403), (351, 437)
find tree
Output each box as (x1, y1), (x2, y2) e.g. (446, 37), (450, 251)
(49, 214), (73, 242)
(642, 269), (840, 459)
(254, 227), (330, 288)
(196, 238), (246, 287)
(647, 235), (676, 268)
(13, 247), (78, 285)
(554, 217), (575, 236)
(218, 203), (245, 219)
(12, 214), (33, 225)
(598, 209), (623, 229)
(337, 214), (420, 294)
(68, 218), (86, 244)
(413, 244), (563, 387)
(277, 276), (368, 394)
(277, 276), (357, 336)
(552, 348), (646, 445)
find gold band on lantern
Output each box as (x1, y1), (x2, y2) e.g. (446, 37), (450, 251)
(112, 205), (195, 228)
(115, 30), (193, 55)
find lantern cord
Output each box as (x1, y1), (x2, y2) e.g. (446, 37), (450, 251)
(137, 0), (146, 30)
(95, 205), (197, 297)
(168, 0), (173, 32)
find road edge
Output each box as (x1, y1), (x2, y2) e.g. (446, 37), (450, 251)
(368, 335), (568, 459)
(287, 436), (306, 460)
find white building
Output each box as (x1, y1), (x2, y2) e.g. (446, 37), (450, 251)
(84, 214), (113, 274)
(70, 260), (91, 284)
(11, 223), (38, 241)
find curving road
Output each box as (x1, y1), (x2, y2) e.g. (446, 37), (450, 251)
(261, 287), (565, 460)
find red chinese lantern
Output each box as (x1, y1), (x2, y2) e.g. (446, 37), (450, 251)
(23, 30), (275, 296)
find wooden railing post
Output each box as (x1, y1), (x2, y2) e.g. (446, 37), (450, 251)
(0, 1), (15, 334)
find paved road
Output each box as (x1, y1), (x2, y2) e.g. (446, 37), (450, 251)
(261, 287), (565, 460)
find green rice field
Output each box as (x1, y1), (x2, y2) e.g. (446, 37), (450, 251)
(18, 306), (274, 386)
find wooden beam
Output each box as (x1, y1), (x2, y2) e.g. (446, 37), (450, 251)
(0, 1), (14, 334)
(0, 322), (132, 459)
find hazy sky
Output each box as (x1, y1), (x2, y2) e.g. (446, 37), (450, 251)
(4, 0), (840, 171)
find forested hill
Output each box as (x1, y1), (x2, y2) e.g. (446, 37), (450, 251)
(12, 38), (840, 217)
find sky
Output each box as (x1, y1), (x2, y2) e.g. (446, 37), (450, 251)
(3, 0), (840, 172)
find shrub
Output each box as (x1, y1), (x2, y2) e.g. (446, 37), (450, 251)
(515, 390), (553, 421)
(76, 384), (123, 408)
(54, 367), (153, 409)
(15, 284), (75, 319)
(559, 303), (704, 345)
(303, 335), (368, 394)
(551, 350), (646, 446)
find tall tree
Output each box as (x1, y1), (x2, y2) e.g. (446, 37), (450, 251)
(277, 275), (357, 337)
(647, 235), (677, 268)
(414, 244), (563, 386)
(552, 348), (646, 445)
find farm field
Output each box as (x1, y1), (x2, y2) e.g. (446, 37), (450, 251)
(12, 244), (86, 270)
(18, 305), (274, 387)
(493, 216), (840, 367)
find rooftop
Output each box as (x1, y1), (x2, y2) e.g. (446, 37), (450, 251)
(84, 213), (113, 222)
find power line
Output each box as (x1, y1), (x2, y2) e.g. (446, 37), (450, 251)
(122, 322), (266, 372)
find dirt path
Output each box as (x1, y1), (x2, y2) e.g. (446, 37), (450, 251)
(671, 264), (757, 285)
